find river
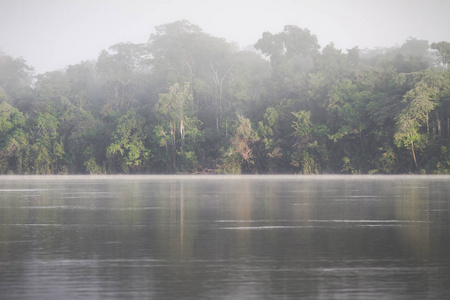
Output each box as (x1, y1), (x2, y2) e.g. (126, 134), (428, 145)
(0, 175), (449, 299)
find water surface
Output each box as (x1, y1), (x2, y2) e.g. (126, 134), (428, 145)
(0, 175), (449, 299)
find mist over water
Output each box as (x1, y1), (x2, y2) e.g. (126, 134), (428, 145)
(1, 175), (449, 299)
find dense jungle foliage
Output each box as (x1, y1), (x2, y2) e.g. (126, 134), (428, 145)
(1, 20), (450, 174)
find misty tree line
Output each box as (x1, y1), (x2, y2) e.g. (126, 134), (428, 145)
(1, 20), (450, 175)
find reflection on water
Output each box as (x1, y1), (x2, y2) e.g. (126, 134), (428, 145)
(0, 175), (449, 299)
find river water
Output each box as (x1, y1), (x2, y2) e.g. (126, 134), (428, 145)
(0, 175), (449, 299)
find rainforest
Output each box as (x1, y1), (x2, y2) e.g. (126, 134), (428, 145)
(1, 20), (450, 175)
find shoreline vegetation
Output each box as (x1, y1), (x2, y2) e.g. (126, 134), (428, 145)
(1, 20), (450, 175)
(1, 174), (450, 181)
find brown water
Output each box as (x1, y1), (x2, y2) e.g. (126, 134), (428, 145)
(0, 175), (449, 299)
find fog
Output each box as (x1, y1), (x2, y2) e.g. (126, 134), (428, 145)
(1, 0), (449, 74)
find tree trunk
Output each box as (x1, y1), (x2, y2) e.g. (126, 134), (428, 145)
(171, 144), (177, 172)
(437, 110), (441, 138)
(411, 141), (418, 169)
(210, 62), (233, 132)
(447, 109), (450, 138)
(225, 120), (228, 137)
(169, 121), (177, 172)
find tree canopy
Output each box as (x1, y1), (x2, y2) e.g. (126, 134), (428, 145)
(1, 20), (449, 174)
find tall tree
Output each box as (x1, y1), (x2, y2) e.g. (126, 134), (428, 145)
(0, 53), (34, 105)
(255, 25), (320, 99)
(394, 78), (438, 169)
(431, 41), (450, 68)
(155, 82), (202, 172)
(97, 42), (149, 112)
(149, 20), (236, 131)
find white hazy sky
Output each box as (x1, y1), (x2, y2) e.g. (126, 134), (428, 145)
(1, 0), (449, 74)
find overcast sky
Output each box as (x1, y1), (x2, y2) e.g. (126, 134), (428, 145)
(1, 0), (449, 74)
